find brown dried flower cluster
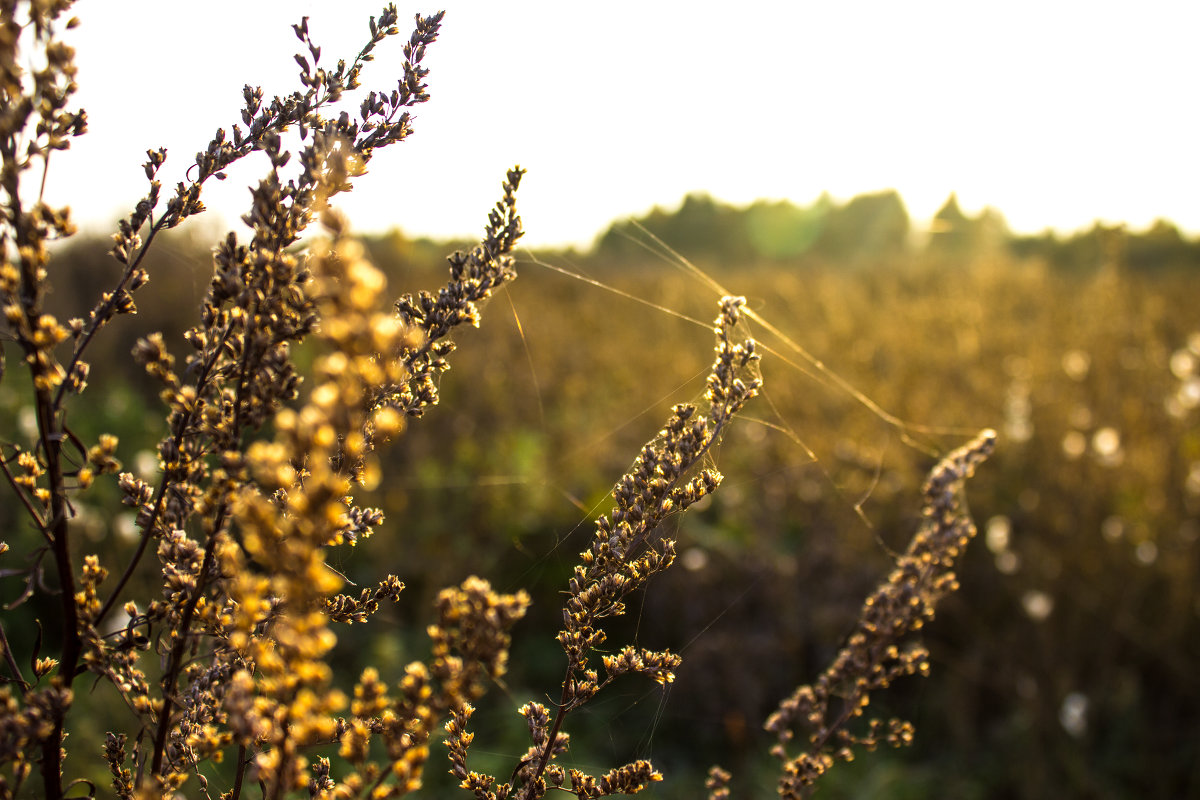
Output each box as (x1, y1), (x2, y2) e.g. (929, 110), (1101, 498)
(759, 428), (997, 798)
(1, 4), (529, 797)
(442, 297), (763, 800)
(0, 2), (996, 799)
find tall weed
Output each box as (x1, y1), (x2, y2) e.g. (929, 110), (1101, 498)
(0, 4), (991, 798)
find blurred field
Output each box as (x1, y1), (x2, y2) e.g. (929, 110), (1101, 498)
(372, 240), (1200, 798)
(4, 219), (1198, 797)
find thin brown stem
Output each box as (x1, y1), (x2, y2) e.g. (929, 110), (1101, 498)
(52, 215), (169, 410)
(37, 407), (74, 800)
(230, 744), (248, 800)
(0, 447), (49, 538)
(0, 620), (28, 690)
(147, 505), (227, 780)
(95, 321), (236, 628)
(521, 685), (571, 799)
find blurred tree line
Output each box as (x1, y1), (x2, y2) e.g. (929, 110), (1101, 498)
(592, 189), (1200, 273)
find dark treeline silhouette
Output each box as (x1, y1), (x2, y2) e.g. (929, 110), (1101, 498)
(31, 190), (1195, 416)
(54, 191), (1200, 295)
(593, 190), (910, 266)
(590, 190), (1200, 272)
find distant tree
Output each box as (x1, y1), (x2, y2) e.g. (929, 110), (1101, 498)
(972, 206), (1010, 253)
(593, 192), (752, 265)
(928, 194), (1009, 258)
(1058, 222), (1126, 272)
(927, 193), (973, 256)
(665, 192), (752, 261)
(744, 196), (830, 260)
(592, 208), (665, 263)
(814, 189), (910, 259)
(1124, 219), (1200, 270)
(1008, 228), (1061, 264)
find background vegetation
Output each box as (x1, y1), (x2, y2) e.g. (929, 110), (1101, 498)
(303, 202), (1200, 799)
(6, 187), (1197, 797)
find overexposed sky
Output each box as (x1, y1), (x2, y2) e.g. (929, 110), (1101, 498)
(47, 0), (1200, 249)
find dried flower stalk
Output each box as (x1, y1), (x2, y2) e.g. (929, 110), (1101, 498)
(444, 297), (763, 800)
(759, 428), (997, 798)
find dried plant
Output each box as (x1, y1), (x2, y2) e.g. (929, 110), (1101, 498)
(443, 297), (763, 800)
(759, 428), (997, 798)
(0, 2), (995, 799)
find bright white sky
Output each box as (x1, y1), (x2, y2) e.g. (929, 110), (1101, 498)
(49, 0), (1200, 249)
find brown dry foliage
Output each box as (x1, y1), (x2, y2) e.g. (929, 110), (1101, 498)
(0, 3), (991, 798)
